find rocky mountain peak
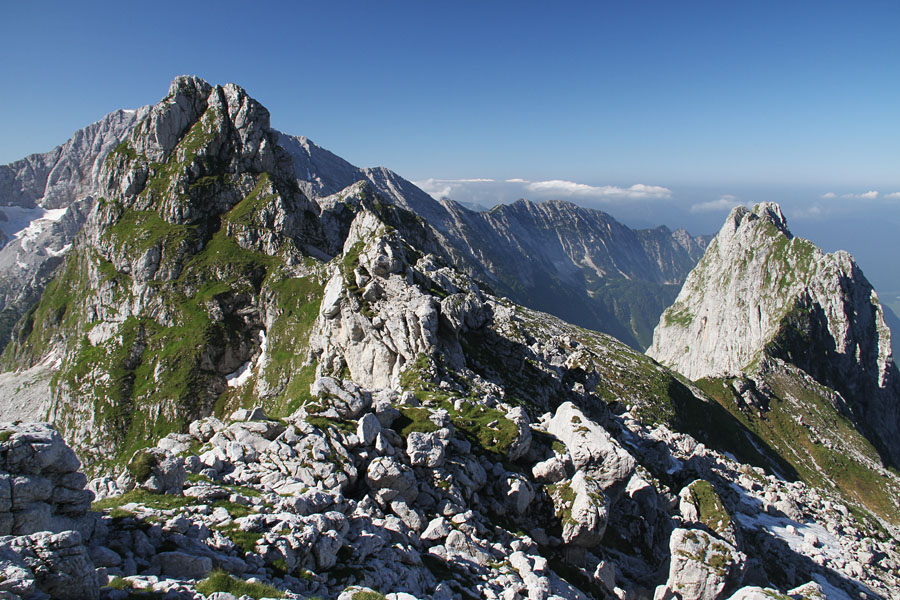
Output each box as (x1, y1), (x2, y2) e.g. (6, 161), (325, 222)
(722, 202), (791, 242)
(648, 201), (900, 467)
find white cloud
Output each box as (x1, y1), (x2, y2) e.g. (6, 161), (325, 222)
(792, 204), (824, 219)
(414, 177), (672, 203)
(689, 195), (745, 213)
(885, 192), (900, 199)
(820, 192), (837, 199)
(414, 178), (455, 199)
(524, 180), (672, 199)
(840, 190), (879, 199)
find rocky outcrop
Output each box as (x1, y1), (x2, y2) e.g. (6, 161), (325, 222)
(0, 422), (93, 536)
(3, 76), (328, 461)
(0, 530), (98, 600)
(648, 202), (900, 466)
(657, 528), (744, 600)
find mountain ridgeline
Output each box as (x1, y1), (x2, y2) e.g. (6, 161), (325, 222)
(0, 77), (897, 600)
(277, 132), (709, 350)
(0, 101), (707, 357)
(649, 203), (900, 525)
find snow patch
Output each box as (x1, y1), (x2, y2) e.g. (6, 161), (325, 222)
(45, 243), (72, 257)
(0, 206), (69, 252)
(226, 361), (253, 388)
(226, 329), (267, 388)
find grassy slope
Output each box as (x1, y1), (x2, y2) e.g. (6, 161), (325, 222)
(696, 370), (900, 526)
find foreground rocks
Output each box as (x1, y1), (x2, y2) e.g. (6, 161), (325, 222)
(0, 78), (894, 600)
(0, 393), (892, 599)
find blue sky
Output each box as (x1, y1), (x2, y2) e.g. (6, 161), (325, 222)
(2, 1), (899, 297)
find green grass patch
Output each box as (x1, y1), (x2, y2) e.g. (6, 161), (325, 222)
(696, 371), (900, 524)
(392, 407), (440, 438)
(306, 415), (356, 434)
(91, 489), (194, 512)
(352, 592), (386, 600)
(127, 449), (157, 482)
(212, 499), (253, 519)
(686, 479), (732, 536)
(196, 569), (283, 599)
(214, 524), (262, 555)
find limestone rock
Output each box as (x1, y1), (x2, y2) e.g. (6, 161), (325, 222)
(153, 551), (213, 580)
(127, 448), (186, 495)
(406, 431), (448, 468)
(4, 530), (98, 600)
(549, 470), (609, 547)
(660, 528), (743, 600)
(648, 202), (900, 465)
(547, 402), (635, 495)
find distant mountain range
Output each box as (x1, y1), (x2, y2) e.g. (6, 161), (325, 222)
(0, 111), (708, 353)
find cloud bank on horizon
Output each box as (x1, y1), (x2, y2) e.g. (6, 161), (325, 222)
(409, 177), (900, 297)
(414, 177), (673, 209)
(415, 177), (900, 221)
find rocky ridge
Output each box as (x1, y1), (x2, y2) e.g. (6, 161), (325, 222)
(0, 108), (708, 358)
(648, 202), (900, 532)
(0, 78), (896, 599)
(0, 107), (150, 350)
(276, 132), (709, 349)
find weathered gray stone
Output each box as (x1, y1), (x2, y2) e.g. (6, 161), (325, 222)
(128, 448), (185, 495)
(357, 412), (382, 447)
(153, 551), (213, 580)
(547, 402), (635, 495)
(406, 431), (447, 468)
(660, 528), (743, 600)
(6, 530), (98, 600)
(365, 457), (418, 502)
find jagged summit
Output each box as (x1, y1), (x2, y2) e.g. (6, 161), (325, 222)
(648, 201), (892, 382)
(649, 200), (900, 472)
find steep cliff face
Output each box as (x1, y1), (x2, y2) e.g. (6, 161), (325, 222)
(648, 203), (900, 467)
(0, 107), (150, 348)
(3, 76), (327, 464)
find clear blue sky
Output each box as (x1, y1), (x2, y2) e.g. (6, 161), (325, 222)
(3, 1), (898, 185)
(2, 1), (900, 297)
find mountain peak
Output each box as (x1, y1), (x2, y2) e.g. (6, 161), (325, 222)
(723, 201), (792, 242)
(649, 200), (900, 466)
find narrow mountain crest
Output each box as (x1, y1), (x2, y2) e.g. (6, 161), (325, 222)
(649, 201), (900, 469)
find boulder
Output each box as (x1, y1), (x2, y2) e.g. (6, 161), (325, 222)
(547, 402), (635, 496)
(549, 470), (609, 547)
(365, 457), (418, 502)
(659, 528), (743, 600)
(532, 456), (567, 484)
(406, 431), (448, 468)
(153, 551), (213, 580)
(127, 448), (186, 495)
(357, 412), (382, 447)
(311, 377), (370, 419)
